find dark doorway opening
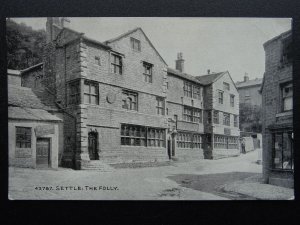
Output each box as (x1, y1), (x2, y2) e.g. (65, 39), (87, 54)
(88, 131), (99, 160)
(36, 138), (50, 168)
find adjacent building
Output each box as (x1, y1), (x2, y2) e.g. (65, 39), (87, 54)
(8, 70), (63, 169)
(12, 17), (240, 169)
(196, 71), (240, 159)
(261, 30), (293, 188)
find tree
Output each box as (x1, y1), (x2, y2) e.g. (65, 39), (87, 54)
(6, 19), (46, 70)
(239, 103), (262, 133)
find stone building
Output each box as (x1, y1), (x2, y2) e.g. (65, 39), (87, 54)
(8, 70), (62, 169)
(236, 74), (262, 106)
(261, 30), (293, 188)
(196, 71), (240, 159)
(19, 17), (240, 168)
(166, 54), (205, 161)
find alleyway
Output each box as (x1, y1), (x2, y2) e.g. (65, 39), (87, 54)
(9, 149), (276, 200)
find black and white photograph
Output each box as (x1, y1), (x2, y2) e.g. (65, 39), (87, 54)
(6, 17), (293, 200)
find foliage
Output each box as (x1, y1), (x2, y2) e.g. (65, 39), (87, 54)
(6, 19), (46, 70)
(239, 103), (262, 133)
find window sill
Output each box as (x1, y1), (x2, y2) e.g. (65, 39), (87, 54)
(276, 111), (293, 117)
(271, 168), (294, 173)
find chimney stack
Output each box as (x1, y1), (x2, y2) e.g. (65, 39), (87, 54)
(244, 73), (249, 82)
(175, 52), (184, 73)
(46, 17), (70, 43)
(207, 69), (210, 74)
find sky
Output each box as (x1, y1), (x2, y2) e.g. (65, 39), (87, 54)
(11, 17), (291, 82)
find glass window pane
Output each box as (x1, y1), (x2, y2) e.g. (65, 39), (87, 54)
(91, 96), (97, 105)
(283, 132), (292, 169)
(84, 84), (89, 93)
(90, 85), (97, 95)
(274, 134), (283, 169)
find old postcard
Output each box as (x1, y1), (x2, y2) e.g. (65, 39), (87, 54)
(7, 17), (293, 200)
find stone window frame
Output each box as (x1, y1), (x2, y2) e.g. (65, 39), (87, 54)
(16, 127), (32, 148)
(183, 106), (202, 123)
(214, 135), (238, 149)
(156, 96), (165, 115)
(193, 85), (201, 99)
(234, 115), (238, 127)
(143, 61), (153, 83)
(281, 36), (292, 66)
(183, 81), (192, 98)
(94, 56), (101, 66)
(272, 131), (294, 171)
(218, 90), (224, 104)
(84, 80), (99, 105)
(223, 112), (230, 126)
(120, 124), (165, 147)
(280, 82), (293, 112)
(122, 90), (138, 111)
(213, 110), (219, 124)
(223, 82), (230, 91)
(130, 37), (141, 52)
(177, 132), (202, 149)
(111, 53), (123, 75)
(206, 110), (212, 124)
(230, 94), (235, 107)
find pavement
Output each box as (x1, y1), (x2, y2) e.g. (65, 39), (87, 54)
(8, 149), (294, 200)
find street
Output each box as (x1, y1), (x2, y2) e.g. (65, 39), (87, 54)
(9, 150), (266, 200)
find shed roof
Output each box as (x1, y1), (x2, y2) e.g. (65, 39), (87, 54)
(7, 69), (21, 76)
(8, 84), (54, 111)
(8, 106), (62, 122)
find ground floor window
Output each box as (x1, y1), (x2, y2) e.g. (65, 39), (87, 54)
(214, 135), (238, 149)
(120, 124), (165, 147)
(16, 127), (31, 148)
(177, 132), (202, 149)
(272, 131), (293, 170)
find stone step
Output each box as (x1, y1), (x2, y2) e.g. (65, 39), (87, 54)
(81, 160), (115, 172)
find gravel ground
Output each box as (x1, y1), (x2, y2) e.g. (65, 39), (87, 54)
(9, 149), (285, 200)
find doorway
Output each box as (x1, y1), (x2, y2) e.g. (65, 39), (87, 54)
(88, 131), (99, 160)
(36, 138), (50, 168)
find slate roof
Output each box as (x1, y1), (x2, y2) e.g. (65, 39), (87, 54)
(195, 72), (225, 85)
(8, 85), (54, 111)
(8, 106), (62, 122)
(235, 78), (263, 89)
(167, 68), (202, 84)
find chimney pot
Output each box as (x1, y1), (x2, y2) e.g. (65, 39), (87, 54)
(244, 73), (249, 82)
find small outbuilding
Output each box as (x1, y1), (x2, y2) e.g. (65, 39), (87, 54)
(8, 84), (62, 169)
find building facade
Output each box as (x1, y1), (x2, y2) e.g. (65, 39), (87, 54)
(197, 71), (240, 159)
(18, 17), (240, 168)
(261, 30), (293, 188)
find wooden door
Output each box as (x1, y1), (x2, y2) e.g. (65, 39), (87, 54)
(36, 138), (50, 167)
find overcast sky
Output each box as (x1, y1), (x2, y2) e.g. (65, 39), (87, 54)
(11, 17), (291, 82)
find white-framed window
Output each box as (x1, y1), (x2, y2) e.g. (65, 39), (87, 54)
(281, 83), (293, 111)
(230, 94), (235, 107)
(84, 80), (99, 105)
(130, 37), (141, 51)
(111, 54), (122, 75)
(143, 62), (153, 83)
(218, 91), (224, 104)
(223, 82), (230, 91)
(122, 90), (138, 111)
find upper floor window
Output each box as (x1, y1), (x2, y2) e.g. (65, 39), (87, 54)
(183, 106), (202, 123)
(84, 80), (99, 105)
(184, 82), (192, 98)
(16, 127), (31, 148)
(223, 113), (230, 126)
(281, 83), (293, 111)
(223, 82), (230, 91)
(130, 37), (141, 51)
(213, 110), (219, 124)
(143, 62), (153, 83)
(230, 95), (235, 107)
(281, 37), (292, 66)
(193, 108), (202, 123)
(218, 91), (224, 104)
(94, 56), (101, 66)
(183, 107), (193, 122)
(122, 90), (137, 111)
(111, 54), (122, 75)
(69, 80), (80, 105)
(207, 110), (212, 124)
(193, 86), (201, 99)
(234, 115), (238, 127)
(156, 97), (165, 115)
